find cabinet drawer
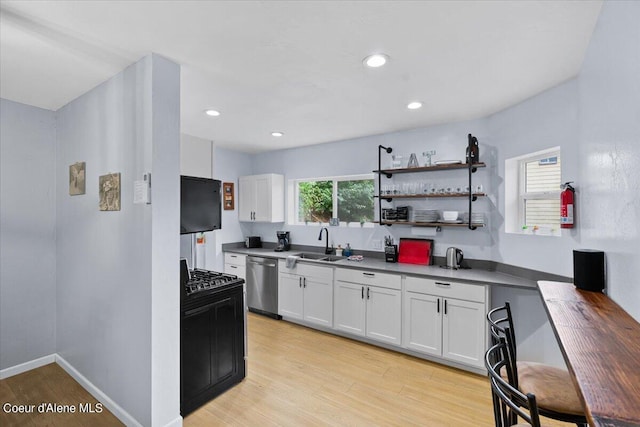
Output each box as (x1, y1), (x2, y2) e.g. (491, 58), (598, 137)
(405, 276), (485, 303)
(224, 253), (246, 266)
(224, 263), (246, 279)
(278, 260), (333, 281)
(335, 268), (401, 290)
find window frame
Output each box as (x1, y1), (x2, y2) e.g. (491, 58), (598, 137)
(517, 149), (561, 233)
(291, 173), (375, 226)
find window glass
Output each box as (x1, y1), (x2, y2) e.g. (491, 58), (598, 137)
(297, 180), (332, 223)
(522, 154), (561, 227)
(294, 175), (374, 225)
(337, 180), (375, 223)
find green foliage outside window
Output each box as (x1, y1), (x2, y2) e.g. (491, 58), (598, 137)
(298, 181), (332, 223)
(297, 178), (374, 224)
(338, 180), (374, 223)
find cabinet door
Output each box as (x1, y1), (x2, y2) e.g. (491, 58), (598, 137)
(333, 281), (365, 336)
(252, 175), (272, 222)
(403, 292), (442, 356)
(303, 276), (333, 328)
(442, 298), (486, 368)
(181, 305), (213, 402)
(366, 286), (402, 345)
(278, 273), (303, 319)
(238, 175), (254, 221)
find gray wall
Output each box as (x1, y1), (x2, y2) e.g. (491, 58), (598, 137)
(0, 99), (57, 370)
(55, 54), (180, 426)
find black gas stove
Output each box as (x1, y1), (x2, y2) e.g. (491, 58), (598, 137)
(179, 259), (246, 416)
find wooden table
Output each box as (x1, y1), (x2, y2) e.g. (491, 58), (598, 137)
(538, 281), (640, 427)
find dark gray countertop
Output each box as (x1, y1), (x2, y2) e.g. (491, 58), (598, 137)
(225, 247), (538, 290)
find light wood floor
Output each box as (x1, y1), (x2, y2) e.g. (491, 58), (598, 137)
(186, 313), (572, 427)
(1, 313), (573, 426)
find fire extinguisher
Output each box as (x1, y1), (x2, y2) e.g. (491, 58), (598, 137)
(560, 182), (575, 228)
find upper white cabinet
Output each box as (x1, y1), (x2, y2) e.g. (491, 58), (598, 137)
(403, 276), (488, 369)
(238, 174), (284, 222)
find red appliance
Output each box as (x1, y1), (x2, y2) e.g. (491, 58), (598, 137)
(398, 238), (433, 265)
(560, 182), (575, 229)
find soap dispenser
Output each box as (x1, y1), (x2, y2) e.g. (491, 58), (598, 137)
(343, 243), (352, 257)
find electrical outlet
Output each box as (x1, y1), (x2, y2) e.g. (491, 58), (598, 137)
(372, 239), (383, 250)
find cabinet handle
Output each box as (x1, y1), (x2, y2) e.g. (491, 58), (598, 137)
(437, 298), (440, 313)
(230, 265), (237, 269)
(230, 255), (237, 258)
(303, 277), (306, 288)
(361, 286), (364, 299)
(444, 299), (448, 315)
(366, 287), (370, 300)
(363, 272), (375, 277)
(435, 282), (451, 287)
(299, 277), (302, 288)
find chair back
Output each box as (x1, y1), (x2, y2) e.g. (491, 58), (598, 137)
(487, 302), (519, 387)
(486, 340), (543, 427)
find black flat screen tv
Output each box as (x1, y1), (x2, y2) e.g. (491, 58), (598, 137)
(180, 176), (221, 234)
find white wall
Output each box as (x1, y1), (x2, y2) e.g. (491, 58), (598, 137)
(55, 55), (180, 426)
(249, 119), (496, 259)
(577, 0), (640, 319)
(0, 99), (57, 370)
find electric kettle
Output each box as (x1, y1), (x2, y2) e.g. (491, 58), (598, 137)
(446, 247), (463, 269)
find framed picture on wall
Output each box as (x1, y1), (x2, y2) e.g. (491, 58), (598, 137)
(99, 172), (121, 211)
(69, 162), (86, 195)
(223, 182), (234, 210)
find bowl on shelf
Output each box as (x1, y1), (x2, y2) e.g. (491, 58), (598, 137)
(442, 211), (459, 221)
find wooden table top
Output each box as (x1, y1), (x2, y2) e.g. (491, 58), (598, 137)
(538, 281), (640, 427)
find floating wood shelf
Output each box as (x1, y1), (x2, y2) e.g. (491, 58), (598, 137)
(373, 162), (486, 176)
(375, 192), (486, 199)
(377, 221), (485, 228)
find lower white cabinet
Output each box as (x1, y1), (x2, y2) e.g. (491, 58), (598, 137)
(334, 268), (402, 346)
(224, 253), (246, 279)
(278, 261), (333, 327)
(403, 276), (488, 369)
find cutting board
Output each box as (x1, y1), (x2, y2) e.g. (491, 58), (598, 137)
(398, 238), (433, 265)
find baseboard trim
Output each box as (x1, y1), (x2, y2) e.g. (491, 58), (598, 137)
(55, 355), (144, 427)
(163, 415), (184, 427)
(0, 354), (56, 380)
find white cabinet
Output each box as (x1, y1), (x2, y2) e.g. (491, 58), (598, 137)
(223, 253), (246, 280)
(238, 174), (284, 222)
(334, 268), (402, 346)
(278, 261), (333, 327)
(403, 276), (488, 369)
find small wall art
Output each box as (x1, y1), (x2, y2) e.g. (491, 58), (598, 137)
(223, 182), (234, 210)
(99, 172), (121, 211)
(69, 162), (86, 195)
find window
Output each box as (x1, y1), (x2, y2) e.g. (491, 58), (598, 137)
(293, 175), (375, 225)
(505, 147), (562, 235)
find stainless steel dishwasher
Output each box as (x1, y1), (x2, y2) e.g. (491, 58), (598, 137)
(246, 256), (279, 318)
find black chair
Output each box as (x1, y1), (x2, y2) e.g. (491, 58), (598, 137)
(486, 340), (544, 427)
(487, 303), (587, 427)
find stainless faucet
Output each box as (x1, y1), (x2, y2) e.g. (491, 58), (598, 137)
(318, 227), (333, 254)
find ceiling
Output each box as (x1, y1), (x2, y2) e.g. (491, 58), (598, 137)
(0, 1), (602, 153)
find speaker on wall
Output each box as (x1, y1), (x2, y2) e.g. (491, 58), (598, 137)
(573, 249), (605, 292)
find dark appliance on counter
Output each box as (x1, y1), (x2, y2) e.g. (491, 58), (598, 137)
(246, 256), (280, 318)
(245, 236), (262, 248)
(180, 176), (221, 234)
(274, 231), (290, 252)
(573, 249), (605, 292)
(397, 238), (433, 265)
(180, 259), (246, 416)
(385, 245), (398, 263)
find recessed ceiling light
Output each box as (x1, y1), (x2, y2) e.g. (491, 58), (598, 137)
(204, 109), (220, 117)
(363, 53), (389, 68)
(271, 132), (284, 137)
(407, 102), (423, 110)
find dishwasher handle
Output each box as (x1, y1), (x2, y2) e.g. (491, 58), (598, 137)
(247, 259), (277, 268)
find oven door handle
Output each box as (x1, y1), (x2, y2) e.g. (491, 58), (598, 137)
(184, 305), (211, 316)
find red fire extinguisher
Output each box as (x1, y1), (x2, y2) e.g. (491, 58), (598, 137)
(560, 182), (575, 228)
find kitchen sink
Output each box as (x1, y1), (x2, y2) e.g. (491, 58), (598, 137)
(293, 252), (344, 262)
